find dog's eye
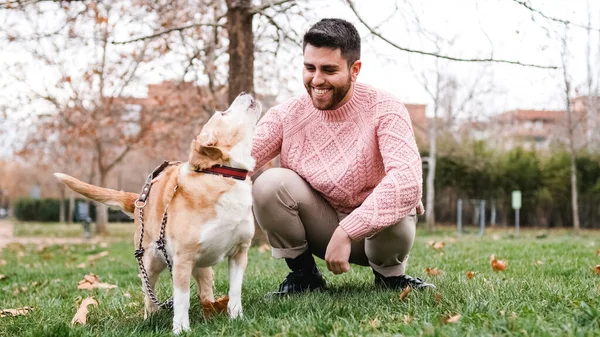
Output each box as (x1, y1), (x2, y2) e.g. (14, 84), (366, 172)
(221, 110), (230, 116)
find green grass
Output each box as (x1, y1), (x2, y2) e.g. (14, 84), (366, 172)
(0, 225), (599, 336)
(13, 222), (134, 239)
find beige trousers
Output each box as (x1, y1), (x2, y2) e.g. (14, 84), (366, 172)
(252, 168), (417, 277)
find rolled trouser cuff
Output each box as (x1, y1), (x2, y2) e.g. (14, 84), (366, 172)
(271, 243), (309, 259)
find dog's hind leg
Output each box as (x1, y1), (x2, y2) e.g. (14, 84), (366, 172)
(142, 254), (166, 319)
(227, 242), (250, 319)
(193, 267), (214, 303)
(172, 256), (193, 334)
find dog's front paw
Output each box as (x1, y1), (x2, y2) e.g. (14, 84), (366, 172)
(173, 322), (191, 335)
(227, 303), (243, 319)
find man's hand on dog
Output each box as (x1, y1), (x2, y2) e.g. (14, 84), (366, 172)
(325, 227), (352, 275)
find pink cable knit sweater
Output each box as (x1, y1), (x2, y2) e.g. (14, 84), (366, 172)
(251, 82), (423, 240)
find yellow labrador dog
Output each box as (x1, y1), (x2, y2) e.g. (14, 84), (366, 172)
(54, 92), (261, 334)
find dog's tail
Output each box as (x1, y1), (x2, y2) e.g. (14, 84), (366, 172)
(53, 173), (138, 216)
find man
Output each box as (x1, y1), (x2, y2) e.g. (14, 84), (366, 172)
(251, 18), (434, 296)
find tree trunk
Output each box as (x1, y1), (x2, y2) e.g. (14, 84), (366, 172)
(58, 184), (66, 223)
(425, 119), (436, 231)
(562, 45), (581, 233)
(68, 193), (75, 224)
(95, 170), (108, 235)
(226, 0), (255, 104)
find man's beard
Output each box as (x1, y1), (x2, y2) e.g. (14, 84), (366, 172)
(306, 76), (352, 110)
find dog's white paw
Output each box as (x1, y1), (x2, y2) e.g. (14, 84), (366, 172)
(173, 322), (191, 335)
(228, 303), (243, 319)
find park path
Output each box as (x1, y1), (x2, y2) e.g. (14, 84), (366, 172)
(0, 219), (103, 249)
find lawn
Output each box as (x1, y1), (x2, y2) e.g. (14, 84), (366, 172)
(1, 224), (599, 336)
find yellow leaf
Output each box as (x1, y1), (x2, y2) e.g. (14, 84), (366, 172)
(71, 297), (97, 325)
(535, 260), (544, 265)
(77, 273), (117, 290)
(399, 286), (411, 300)
(77, 263), (86, 269)
(445, 314), (461, 323)
(403, 314), (412, 324)
(425, 267), (441, 276)
(369, 317), (381, 328)
(596, 249), (600, 256)
(87, 251), (108, 262)
(0, 307), (34, 317)
(433, 241), (445, 250)
(466, 271), (476, 279)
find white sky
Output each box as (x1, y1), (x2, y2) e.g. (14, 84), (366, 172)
(1, 0), (599, 157)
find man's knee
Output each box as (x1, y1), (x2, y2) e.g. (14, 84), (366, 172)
(252, 168), (306, 209)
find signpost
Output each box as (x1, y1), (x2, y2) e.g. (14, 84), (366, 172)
(512, 190), (522, 237)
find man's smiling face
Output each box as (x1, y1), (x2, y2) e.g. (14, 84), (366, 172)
(302, 44), (361, 110)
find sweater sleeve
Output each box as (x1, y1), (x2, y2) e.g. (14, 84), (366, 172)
(339, 101), (423, 240)
(251, 106), (284, 171)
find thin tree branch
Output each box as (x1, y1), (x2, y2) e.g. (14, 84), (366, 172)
(0, 0), (85, 9)
(112, 23), (224, 44)
(510, 0), (600, 33)
(344, 0), (557, 69)
(250, 0), (296, 14)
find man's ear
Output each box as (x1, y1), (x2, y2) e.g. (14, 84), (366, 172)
(350, 60), (362, 82)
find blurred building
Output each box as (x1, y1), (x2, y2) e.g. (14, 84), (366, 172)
(458, 96), (598, 151)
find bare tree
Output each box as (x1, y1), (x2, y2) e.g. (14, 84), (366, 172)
(560, 27), (582, 232)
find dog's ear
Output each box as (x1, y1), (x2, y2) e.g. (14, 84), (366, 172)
(199, 144), (224, 161)
(189, 133), (229, 169)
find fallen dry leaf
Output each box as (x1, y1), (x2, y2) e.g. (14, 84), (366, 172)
(535, 260), (544, 265)
(466, 271), (476, 279)
(76, 263), (86, 269)
(434, 293), (442, 303)
(594, 265), (600, 275)
(596, 249), (600, 256)
(490, 254), (508, 272)
(0, 307), (34, 317)
(87, 251), (109, 262)
(202, 296), (229, 317)
(369, 317), (381, 328)
(425, 267), (441, 276)
(427, 240), (435, 247)
(399, 286), (411, 300)
(445, 314), (461, 323)
(123, 292), (131, 298)
(433, 241), (445, 250)
(77, 273), (117, 290)
(258, 244), (271, 253)
(71, 297), (97, 325)
(0, 275), (5, 281)
(403, 314), (412, 324)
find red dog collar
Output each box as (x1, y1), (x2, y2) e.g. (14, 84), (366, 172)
(200, 165), (249, 181)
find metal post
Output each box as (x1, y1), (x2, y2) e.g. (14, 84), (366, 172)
(478, 200), (486, 237)
(515, 209), (520, 237)
(457, 199), (463, 234)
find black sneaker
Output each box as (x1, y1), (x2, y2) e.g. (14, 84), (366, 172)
(373, 270), (436, 290)
(268, 267), (327, 297)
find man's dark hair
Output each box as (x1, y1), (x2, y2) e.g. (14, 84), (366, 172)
(303, 18), (361, 67)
